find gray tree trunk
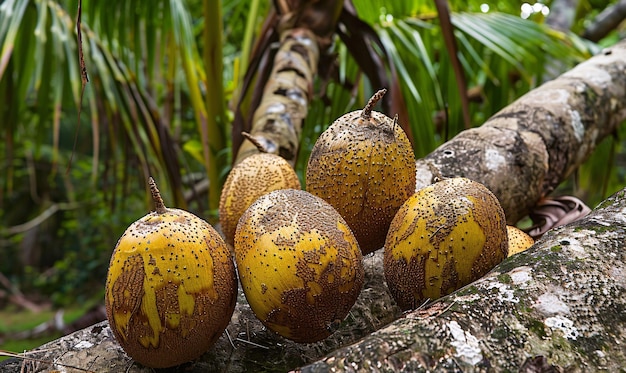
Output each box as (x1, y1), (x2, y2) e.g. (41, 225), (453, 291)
(416, 40), (626, 224)
(2, 38), (625, 373)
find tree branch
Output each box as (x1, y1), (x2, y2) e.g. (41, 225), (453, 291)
(1, 202), (81, 235)
(415, 40), (626, 223)
(582, 0), (626, 42)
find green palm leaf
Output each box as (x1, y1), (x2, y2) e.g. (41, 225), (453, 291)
(0, 0), (233, 210)
(345, 7), (593, 157)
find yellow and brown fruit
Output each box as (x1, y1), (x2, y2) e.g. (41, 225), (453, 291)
(507, 225), (534, 256)
(306, 89), (416, 255)
(219, 132), (301, 247)
(384, 177), (508, 310)
(105, 178), (237, 368)
(234, 189), (364, 343)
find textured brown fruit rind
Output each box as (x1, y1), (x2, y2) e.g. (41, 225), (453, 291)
(306, 109), (416, 255)
(507, 225), (534, 256)
(234, 189), (364, 343)
(219, 152), (301, 247)
(384, 177), (508, 310)
(105, 208), (237, 368)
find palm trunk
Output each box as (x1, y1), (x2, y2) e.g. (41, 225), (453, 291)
(582, 0), (626, 42)
(234, 27), (319, 166)
(233, 0), (343, 166)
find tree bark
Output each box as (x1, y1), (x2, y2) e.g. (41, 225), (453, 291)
(300, 185), (626, 372)
(233, 27), (319, 166)
(2, 40), (626, 373)
(545, 0), (579, 32)
(415, 40), (626, 224)
(582, 0), (626, 43)
(233, 0), (343, 166)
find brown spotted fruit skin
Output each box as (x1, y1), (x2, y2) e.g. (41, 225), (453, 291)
(219, 152), (301, 247)
(105, 208), (237, 368)
(306, 110), (416, 256)
(234, 189), (364, 343)
(384, 177), (508, 310)
(507, 225), (534, 256)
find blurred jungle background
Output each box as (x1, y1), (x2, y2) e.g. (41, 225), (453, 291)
(1, 0), (625, 358)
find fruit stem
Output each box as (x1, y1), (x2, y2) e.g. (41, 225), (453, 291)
(242, 132), (269, 153)
(361, 88), (387, 120)
(148, 177), (167, 214)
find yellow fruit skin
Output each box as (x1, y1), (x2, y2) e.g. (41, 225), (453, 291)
(234, 189), (364, 343)
(219, 153), (301, 246)
(507, 225), (534, 256)
(105, 208), (237, 368)
(384, 178), (508, 310)
(306, 110), (416, 255)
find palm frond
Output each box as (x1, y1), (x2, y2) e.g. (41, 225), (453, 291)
(0, 0), (30, 78)
(0, 0), (239, 211)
